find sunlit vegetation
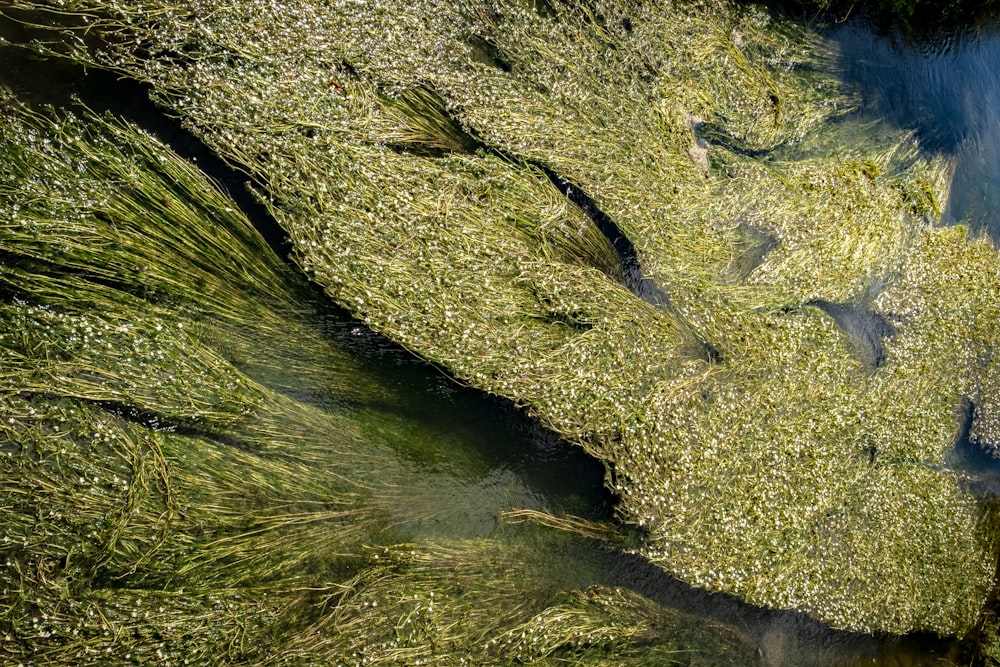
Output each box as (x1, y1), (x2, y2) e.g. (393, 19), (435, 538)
(3, 0), (1000, 654)
(0, 92), (764, 665)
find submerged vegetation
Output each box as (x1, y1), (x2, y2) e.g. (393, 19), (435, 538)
(0, 93), (764, 664)
(2, 0), (1000, 660)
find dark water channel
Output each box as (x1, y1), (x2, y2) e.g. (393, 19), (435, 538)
(0, 16), (991, 666)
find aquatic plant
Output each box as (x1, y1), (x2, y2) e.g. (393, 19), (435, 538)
(0, 89), (759, 664)
(5, 0), (1000, 644)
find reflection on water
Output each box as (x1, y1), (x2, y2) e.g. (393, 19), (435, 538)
(832, 15), (1000, 240)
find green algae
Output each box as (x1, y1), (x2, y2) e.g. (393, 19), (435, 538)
(4, 0), (1000, 643)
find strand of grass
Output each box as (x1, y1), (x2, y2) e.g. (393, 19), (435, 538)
(0, 94), (433, 657)
(0, 93), (391, 404)
(0, 98), (302, 311)
(499, 508), (625, 544)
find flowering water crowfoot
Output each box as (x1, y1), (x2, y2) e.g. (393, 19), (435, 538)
(5, 0), (1000, 645)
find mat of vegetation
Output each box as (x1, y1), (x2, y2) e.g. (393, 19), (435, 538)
(0, 92), (766, 664)
(5, 0), (1000, 639)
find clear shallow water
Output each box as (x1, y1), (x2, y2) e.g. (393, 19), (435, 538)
(0, 16), (992, 665)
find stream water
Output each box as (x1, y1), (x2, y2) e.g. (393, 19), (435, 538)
(2, 6), (1000, 665)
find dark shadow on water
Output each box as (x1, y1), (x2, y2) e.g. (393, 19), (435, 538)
(808, 299), (896, 371)
(946, 398), (1000, 498)
(542, 167), (671, 305)
(602, 551), (968, 667)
